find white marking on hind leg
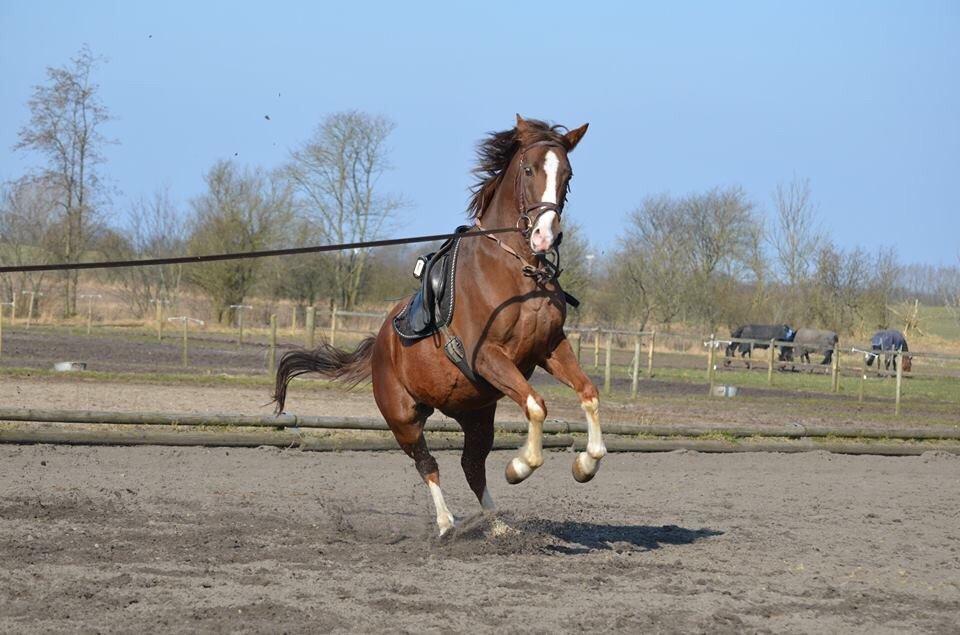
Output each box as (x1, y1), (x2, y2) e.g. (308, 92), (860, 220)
(428, 481), (455, 536)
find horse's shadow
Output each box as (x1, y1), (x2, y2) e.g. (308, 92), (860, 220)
(525, 519), (723, 554)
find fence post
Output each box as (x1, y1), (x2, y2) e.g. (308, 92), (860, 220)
(229, 304), (252, 347)
(603, 332), (613, 395)
(23, 290), (39, 329)
(572, 331), (581, 363)
(706, 333), (716, 395)
(306, 306), (316, 348)
(767, 339), (775, 386)
(181, 319), (188, 368)
(859, 353), (866, 403)
(646, 330), (656, 378)
(631, 335), (640, 398)
(330, 305), (338, 348)
(268, 314), (278, 373)
(291, 305), (298, 332)
(0, 301), (14, 359)
(593, 328), (600, 369)
(895, 350), (903, 416)
(80, 293), (102, 336)
(152, 299), (164, 341)
(831, 347), (840, 393)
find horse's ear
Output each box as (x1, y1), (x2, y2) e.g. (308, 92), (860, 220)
(563, 123), (589, 151)
(515, 113), (529, 131)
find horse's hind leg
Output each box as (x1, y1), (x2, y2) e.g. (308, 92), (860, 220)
(373, 364), (454, 535)
(455, 404), (497, 511)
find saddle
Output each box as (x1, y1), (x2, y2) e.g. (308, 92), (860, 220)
(393, 226), (481, 383)
(393, 226), (468, 341)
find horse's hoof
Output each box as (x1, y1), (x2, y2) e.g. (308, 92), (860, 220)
(572, 452), (599, 483)
(505, 457), (533, 484)
(437, 514), (455, 537)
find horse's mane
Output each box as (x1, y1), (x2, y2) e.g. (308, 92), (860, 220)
(467, 119), (569, 219)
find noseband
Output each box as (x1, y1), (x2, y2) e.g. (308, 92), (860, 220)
(476, 140), (567, 284)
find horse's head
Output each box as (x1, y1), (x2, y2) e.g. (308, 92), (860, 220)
(902, 355), (913, 372)
(512, 115), (588, 253)
(469, 115), (588, 256)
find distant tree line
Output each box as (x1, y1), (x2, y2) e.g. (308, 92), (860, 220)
(2, 46), (958, 336)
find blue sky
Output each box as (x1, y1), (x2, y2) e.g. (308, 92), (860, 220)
(1, 1), (958, 265)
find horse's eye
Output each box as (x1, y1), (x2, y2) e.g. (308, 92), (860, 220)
(523, 166), (533, 177)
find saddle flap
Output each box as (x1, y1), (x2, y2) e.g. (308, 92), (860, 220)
(393, 226), (469, 341)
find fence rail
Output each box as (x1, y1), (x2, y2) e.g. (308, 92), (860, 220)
(2, 408), (958, 455)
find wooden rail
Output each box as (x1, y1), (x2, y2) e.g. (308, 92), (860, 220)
(1, 408), (958, 440)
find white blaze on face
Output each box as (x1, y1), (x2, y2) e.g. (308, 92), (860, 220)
(530, 150), (560, 253)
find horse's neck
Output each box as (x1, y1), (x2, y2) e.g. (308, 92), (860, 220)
(464, 189), (543, 297)
(479, 178), (534, 265)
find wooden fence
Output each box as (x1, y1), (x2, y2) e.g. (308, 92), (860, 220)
(1, 407), (958, 456)
(564, 327), (960, 417)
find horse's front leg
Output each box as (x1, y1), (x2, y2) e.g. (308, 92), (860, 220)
(474, 347), (547, 484)
(541, 336), (606, 482)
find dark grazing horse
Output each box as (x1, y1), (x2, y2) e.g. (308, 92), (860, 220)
(272, 116), (603, 535)
(792, 328), (839, 365)
(725, 324), (796, 367)
(866, 329), (912, 373)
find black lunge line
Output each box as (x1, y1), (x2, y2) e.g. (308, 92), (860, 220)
(0, 226), (518, 274)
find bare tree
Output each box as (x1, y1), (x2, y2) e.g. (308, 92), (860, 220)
(105, 188), (187, 316)
(264, 214), (336, 309)
(770, 177), (821, 288)
(619, 194), (691, 329)
(938, 259), (960, 329)
(863, 247), (901, 329)
(15, 45), (113, 316)
(185, 161), (293, 322)
(287, 111), (403, 309)
(0, 176), (61, 315)
(681, 186), (758, 328)
(555, 220), (592, 321)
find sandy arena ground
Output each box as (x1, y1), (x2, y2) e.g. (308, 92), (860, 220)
(1, 443), (958, 633)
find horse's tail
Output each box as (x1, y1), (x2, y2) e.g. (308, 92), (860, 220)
(272, 336), (376, 413)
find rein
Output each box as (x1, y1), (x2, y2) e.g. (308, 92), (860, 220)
(475, 140), (567, 285)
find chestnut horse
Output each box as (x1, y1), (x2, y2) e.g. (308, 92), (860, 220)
(273, 115), (605, 535)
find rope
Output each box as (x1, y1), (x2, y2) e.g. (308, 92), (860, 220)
(0, 226), (518, 274)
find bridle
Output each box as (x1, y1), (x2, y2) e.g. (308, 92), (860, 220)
(475, 140), (567, 284)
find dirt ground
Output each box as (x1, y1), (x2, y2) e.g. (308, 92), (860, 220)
(1, 445), (958, 633)
(1, 331), (959, 631)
